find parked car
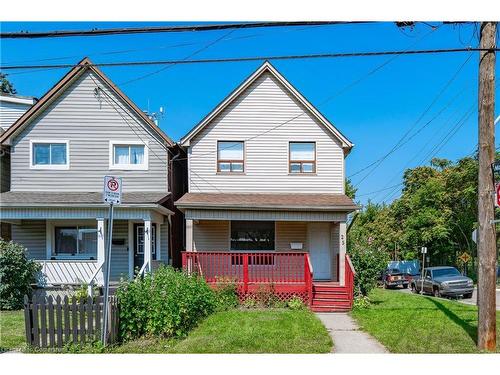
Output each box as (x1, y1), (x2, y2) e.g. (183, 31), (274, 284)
(411, 266), (474, 298)
(382, 268), (410, 289)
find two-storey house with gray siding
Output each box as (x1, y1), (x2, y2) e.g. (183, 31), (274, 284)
(0, 58), (175, 293)
(175, 62), (358, 311)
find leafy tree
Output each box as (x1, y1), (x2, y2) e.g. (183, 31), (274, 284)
(0, 72), (16, 95)
(0, 239), (41, 310)
(348, 154), (480, 279)
(345, 178), (357, 200)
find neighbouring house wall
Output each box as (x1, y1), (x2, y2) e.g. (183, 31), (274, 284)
(275, 221), (308, 251)
(10, 70), (168, 192)
(11, 219), (46, 259)
(188, 71), (345, 194)
(193, 220), (229, 251)
(0, 100), (32, 131)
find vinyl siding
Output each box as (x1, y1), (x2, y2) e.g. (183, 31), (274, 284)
(193, 220), (229, 251)
(160, 222), (168, 261)
(110, 220), (129, 281)
(275, 221), (308, 251)
(0, 101), (32, 131)
(188, 72), (345, 193)
(192, 220), (310, 253)
(10, 70), (168, 192)
(11, 219), (46, 260)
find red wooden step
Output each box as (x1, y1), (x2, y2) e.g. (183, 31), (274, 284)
(313, 286), (349, 293)
(312, 299), (352, 307)
(313, 291), (350, 299)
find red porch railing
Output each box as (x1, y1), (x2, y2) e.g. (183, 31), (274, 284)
(182, 251), (314, 304)
(345, 254), (356, 305)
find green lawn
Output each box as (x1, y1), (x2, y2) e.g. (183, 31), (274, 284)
(5, 308), (331, 353)
(352, 288), (500, 353)
(0, 310), (25, 352)
(114, 309), (332, 353)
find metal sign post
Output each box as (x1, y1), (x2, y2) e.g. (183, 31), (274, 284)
(101, 176), (122, 345)
(420, 246), (427, 295)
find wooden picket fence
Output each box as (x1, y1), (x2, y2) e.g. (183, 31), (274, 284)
(23, 295), (119, 349)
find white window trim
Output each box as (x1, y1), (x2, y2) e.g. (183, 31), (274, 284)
(46, 220), (98, 260)
(109, 140), (149, 171)
(29, 139), (70, 170)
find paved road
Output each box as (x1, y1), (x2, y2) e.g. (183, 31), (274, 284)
(316, 313), (388, 353)
(396, 287), (500, 310)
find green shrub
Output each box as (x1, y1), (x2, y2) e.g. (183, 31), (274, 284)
(0, 239), (41, 310)
(213, 277), (239, 311)
(116, 266), (216, 341)
(287, 296), (305, 310)
(348, 246), (389, 297)
(353, 294), (371, 309)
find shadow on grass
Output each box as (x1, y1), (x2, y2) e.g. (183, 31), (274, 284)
(426, 297), (477, 343)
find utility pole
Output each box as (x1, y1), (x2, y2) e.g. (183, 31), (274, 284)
(477, 21), (497, 352)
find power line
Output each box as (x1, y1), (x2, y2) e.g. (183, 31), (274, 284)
(350, 52), (474, 185)
(119, 28), (236, 86)
(379, 105), (476, 203)
(0, 21), (368, 39)
(171, 26), (439, 164)
(1, 48), (497, 71)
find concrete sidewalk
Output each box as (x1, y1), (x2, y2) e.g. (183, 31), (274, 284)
(316, 312), (388, 353)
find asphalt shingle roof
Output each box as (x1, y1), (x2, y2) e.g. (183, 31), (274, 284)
(175, 192), (358, 211)
(0, 191), (170, 205)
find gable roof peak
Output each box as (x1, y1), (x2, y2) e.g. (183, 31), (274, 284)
(180, 61), (353, 151)
(0, 56), (174, 146)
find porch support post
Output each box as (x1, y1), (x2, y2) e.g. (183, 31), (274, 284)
(338, 222), (347, 287)
(144, 219), (152, 272)
(94, 218), (106, 294)
(185, 219), (193, 251)
(97, 218), (105, 267)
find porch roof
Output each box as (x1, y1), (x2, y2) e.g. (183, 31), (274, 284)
(0, 191), (173, 220)
(0, 191), (170, 205)
(175, 192), (358, 212)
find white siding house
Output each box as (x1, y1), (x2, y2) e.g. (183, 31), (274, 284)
(0, 58), (175, 292)
(175, 62), (358, 311)
(0, 94), (37, 132)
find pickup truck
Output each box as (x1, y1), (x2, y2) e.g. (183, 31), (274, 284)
(411, 266), (474, 299)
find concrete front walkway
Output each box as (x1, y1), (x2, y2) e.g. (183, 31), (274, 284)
(316, 313), (388, 353)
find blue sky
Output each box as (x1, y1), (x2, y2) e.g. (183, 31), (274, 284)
(1, 22), (497, 204)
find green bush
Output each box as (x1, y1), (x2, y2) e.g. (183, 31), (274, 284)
(287, 296), (305, 310)
(0, 239), (41, 310)
(213, 278), (239, 311)
(348, 246), (390, 297)
(116, 266), (216, 341)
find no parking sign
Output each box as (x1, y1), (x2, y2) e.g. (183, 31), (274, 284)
(103, 175), (122, 204)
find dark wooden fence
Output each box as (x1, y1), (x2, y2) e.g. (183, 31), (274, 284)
(24, 295), (119, 348)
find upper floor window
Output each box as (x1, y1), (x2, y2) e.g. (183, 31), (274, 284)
(289, 142), (316, 173)
(30, 140), (69, 170)
(217, 141), (244, 173)
(110, 141), (148, 170)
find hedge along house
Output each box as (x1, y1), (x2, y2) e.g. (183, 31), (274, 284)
(0, 58), (175, 294)
(176, 61), (358, 312)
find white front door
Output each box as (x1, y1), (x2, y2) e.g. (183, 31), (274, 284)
(308, 223), (332, 280)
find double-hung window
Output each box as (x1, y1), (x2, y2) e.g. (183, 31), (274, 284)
(110, 141), (148, 170)
(54, 226), (97, 258)
(289, 142), (316, 173)
(217, 141), (244, 173)
(30, 140), (69, 169)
